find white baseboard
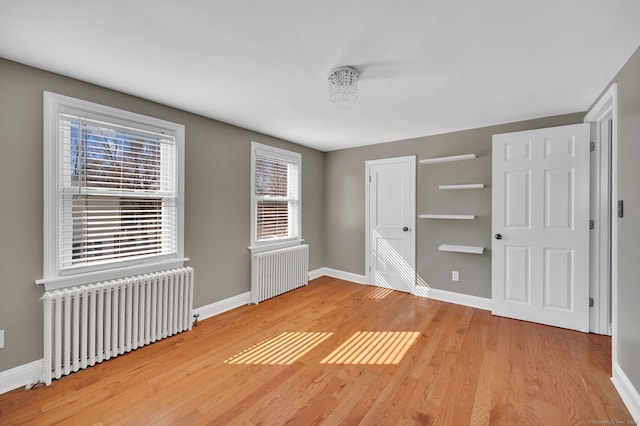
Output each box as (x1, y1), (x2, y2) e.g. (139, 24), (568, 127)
(193, 291), (251, 321)
(0, 359), (43, 395)
(612, 361), (640, 421)
(413, 286), (492, 311)
(313, 267), (491, 311)
(308, 268), (326, 281)
(313, 267), (368, 285)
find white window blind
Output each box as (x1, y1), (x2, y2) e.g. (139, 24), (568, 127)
(59, 112), (177, 271)
(41, 92), (185, 287)
(251, 143), (301, 247)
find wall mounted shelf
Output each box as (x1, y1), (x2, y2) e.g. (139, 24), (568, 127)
(420, 152), (483, 254)
(419, 214), (476, 220)
(419, 153), (476, 165)
(438, 244), (484, 254)
(438, 184), (485, 190)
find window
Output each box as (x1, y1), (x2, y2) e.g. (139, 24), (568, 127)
(250, 142), (301, 250)
(40, 92), (185, 289)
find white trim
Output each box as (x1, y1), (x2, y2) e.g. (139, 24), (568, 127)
(586, 117), (608, 335)
(585, 84), (618, 338)
(365, 163), (370, 284)
(41, 92), (186, 290)
(321, 267), (369, 285)
(308, 268), (326, 281)
(37, 258), (189, 291)
(610, 85), (619, 368)
(585, 83), (616, 336)
(249, 240), (303, 254)
(584, 83), (617, 122)
(412, 286), (492, 311)
(0, 359), (44, 395)
(314, 267), (491, 311)
(250, 141), (302, 249)
(612, 362), (640, 421)
(585, 85), (637, 420)
(193, 292), (251, 321)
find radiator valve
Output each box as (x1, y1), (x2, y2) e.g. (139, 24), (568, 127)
(193, 313), (200, 327)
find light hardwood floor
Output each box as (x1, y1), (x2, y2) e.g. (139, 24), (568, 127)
(0, 276), (633, 425)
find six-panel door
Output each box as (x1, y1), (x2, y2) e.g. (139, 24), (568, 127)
(492, 123), (590, 332)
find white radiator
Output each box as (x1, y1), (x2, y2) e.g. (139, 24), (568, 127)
(41, 267), (194, 385)
(251, 244), (309, 304)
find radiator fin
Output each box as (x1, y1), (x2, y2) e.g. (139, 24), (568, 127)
(251, 245), (309, 304)
(42, 267), (194, 385)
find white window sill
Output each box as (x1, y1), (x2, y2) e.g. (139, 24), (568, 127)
(248, 240), (303, 254)
(36, 258), (190, 291)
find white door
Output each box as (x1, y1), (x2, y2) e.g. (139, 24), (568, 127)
(492, 123), (590, 332)
(366, 156), (416, 293)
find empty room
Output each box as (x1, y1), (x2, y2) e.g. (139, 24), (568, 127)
(1, 1), (639, 424)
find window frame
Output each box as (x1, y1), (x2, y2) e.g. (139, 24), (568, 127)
(250, 142), (302, 253)
(39, 92), (186, 291)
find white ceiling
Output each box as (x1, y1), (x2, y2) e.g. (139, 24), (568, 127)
(1, 1), (639, 152)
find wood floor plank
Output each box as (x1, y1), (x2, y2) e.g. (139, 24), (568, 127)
(435, 308), (486, 424)
(0, 277), (633, 425)
(467, 309), (494, 425)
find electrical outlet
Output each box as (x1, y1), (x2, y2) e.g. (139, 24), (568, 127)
(0, 330), (4, 349)
(452, 271), (459, 282)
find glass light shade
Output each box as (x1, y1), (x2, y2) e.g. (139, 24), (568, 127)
(328, 66), (359, 109)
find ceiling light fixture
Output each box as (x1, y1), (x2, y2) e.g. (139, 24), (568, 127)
(328, 66), (359, 109)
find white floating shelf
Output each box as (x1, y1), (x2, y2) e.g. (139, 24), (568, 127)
(439, 183), (485, 190)
(439, 244), (485, 254)
(419, 214), (476, 220)
(419, 153), (476, 165)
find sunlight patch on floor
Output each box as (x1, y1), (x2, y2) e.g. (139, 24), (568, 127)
(225, 332), (332, 365)
(364, 287), (394, 299)
(320, 331), (420, 365)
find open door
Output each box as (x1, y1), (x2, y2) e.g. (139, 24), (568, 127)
(492, 123), (590, 332)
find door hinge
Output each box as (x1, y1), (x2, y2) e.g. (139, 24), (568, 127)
(618, 200), (624, 218)
(589, 220), (594, 230)
(590, 141), (595, 152)
(589, 297), (594, 307)
(369, 266), (371, 272)
(369, 175), (371, 183)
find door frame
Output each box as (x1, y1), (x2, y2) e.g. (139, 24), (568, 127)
(364, 156), (417, 289)
(584, 83), (618, 338)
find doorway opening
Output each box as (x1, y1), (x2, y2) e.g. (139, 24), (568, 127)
(585, 83), (617, 336)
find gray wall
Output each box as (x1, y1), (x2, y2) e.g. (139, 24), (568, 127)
(2, 44), (639, 403)
(0, 58), (325, 372)
(607, 45), (640, 395)
(325, 113), (584, 298)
